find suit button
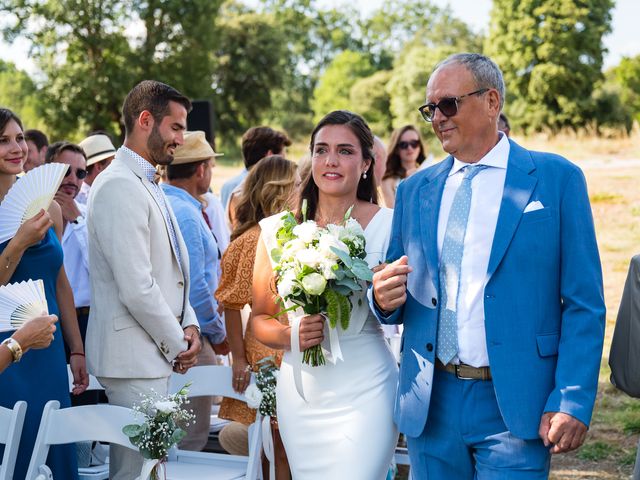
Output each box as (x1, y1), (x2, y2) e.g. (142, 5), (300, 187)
(431, 298), (437, 306)
(177, 281), (184, 288)
(426, 343), (433, 352)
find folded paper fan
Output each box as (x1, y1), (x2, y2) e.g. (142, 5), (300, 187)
(0, 279), (49, 332)
(0, 162), (69, 244)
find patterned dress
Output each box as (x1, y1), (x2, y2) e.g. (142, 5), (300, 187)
(215, 225), (284, 425)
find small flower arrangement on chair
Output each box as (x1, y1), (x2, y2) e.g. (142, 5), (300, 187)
(123, 383), (194, 480)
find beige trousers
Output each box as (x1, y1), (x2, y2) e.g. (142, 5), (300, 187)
(98, 376), (170, 480)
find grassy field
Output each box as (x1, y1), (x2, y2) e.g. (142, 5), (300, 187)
(210, 132), (640, 478)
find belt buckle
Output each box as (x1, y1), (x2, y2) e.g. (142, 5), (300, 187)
(454, 364), (475, 380)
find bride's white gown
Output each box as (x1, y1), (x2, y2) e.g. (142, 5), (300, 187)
(260, 208), (399, 480)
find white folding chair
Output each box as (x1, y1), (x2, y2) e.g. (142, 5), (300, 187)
(25, 401), (137, 480)
(67, 365), (110, 480)
(0, 401), (26, 480)
(168, 365), (264, 480)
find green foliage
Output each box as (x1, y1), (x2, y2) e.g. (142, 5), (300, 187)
(485, 0), (615, 133)
(350, 70), (393, 136)
(0, 60), (45, 131)
(311, 50), (375, 121)
(609, 54), (640, 124)
(576, 440), (614, 461)
(325, 289), (350, 329)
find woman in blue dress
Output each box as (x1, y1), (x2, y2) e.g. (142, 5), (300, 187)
(0, 108), (88, 479)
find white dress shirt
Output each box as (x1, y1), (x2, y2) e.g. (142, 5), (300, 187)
(62, 201), (91, 307)
(437, 133), (510, 367)
(76, 181), (91, 206)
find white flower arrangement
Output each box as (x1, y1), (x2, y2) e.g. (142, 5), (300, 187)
(270, 201), (372, 366)
(123, 383), (194, 474)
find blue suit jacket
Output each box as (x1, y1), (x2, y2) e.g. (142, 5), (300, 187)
(373, 139), (606, 439)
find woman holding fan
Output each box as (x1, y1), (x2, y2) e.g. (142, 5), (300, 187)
(0, 107), (88, 479)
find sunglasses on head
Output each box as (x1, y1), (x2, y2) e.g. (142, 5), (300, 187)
(398, 140), (420, 150)
(64, 167), (88, 180)
(418, 88), (489, 123)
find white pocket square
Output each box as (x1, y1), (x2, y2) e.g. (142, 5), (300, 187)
(524, 200), (544, 213)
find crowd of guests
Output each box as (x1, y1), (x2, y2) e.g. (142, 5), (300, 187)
(0, 52), (617, 480)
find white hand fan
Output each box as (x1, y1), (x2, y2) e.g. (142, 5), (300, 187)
(0, 162), (69, 244)
(0, 279), (49, 332)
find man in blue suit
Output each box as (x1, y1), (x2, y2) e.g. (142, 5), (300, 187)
(371, 53), (605, 478)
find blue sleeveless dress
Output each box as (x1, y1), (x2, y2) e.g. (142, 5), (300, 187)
(0, 228), (78, 480)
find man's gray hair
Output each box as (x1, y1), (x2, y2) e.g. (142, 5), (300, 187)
(435, 53), (506, 110)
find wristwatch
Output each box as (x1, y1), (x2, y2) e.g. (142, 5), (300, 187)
(1, 337), (23, 362)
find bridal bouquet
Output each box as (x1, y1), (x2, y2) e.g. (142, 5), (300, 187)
(245, 356), (279, 417)
(270, 201), (372, 366)
(123, 383), (194, 480)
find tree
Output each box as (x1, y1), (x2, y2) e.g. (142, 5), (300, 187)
(485, 0), (614, 133)
(0, 60), (46, 131)
(609, 55), (640, 124)
(349, 70), (393, 136)
(311, 50), (375, 121)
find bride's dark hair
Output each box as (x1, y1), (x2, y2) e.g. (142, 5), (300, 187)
(297, 110), (377, 222)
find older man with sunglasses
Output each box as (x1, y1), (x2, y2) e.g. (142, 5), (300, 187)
(45, 142), (92, 367)
(371, 53), (605, 479)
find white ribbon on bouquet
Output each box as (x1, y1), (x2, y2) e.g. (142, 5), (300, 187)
(289, 312), (343, 401)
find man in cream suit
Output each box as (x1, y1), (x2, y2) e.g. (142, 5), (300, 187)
(86, 80), (201, 479)
(372, 54), (605, 478)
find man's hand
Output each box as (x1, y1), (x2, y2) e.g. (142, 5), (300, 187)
(69, 354), (89, 395)
(174, 326), (202, 374)
(539, 412), (588, 453)
(54, 191), (81, 224)
(372, 256), (412, 313)
(212, 338), (230, 355)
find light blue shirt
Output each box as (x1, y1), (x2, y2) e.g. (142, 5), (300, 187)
(162, 184), (226, 345)
(220, 169), (248, 208)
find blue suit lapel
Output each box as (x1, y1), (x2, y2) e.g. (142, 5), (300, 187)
(419, 156), (452, 290)
(487, 140), (537, 278)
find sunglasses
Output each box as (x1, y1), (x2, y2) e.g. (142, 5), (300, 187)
(418, 88), (489, 122)
(398, 140), (420, 150)
(64, 167), (88, 180)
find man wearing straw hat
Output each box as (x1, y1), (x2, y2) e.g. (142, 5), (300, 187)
(77, 132), (117, 206)
(162, 131), (229, 451)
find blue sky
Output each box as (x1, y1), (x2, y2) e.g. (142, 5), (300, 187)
(1, 0), (637, 75)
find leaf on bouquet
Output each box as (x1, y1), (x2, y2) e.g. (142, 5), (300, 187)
(335, 276), (362, 291)
(122, 424), (143, 438)
(330, 246), (353, 268)
(350, 258), (374, 282)
(325, 289), (350, 330)
(270, 247), (282, 263)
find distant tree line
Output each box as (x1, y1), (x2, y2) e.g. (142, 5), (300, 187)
(0, 0), (637, 149)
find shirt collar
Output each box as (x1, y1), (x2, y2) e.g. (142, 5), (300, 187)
(161, 183), (203, 210)
(449, 132), (510, 177)
(121, 145), (158, 183)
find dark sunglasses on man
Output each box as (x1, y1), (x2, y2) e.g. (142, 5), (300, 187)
(418, 88), (489, 123)
(398, 140), (420, 150)
(64, 167), (88, 180)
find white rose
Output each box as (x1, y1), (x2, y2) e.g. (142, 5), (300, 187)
(293, 221), (319, 244)
(244, 384), (263, 409)
(155, 400), (177, 414)
(278, 272), (298, 298)
(317, 232), (349, 260)
(298, 248), (323, 268)
(301, 272), (327, 295)
(283, 238), (306, 256)
(319, 257), (338, 280)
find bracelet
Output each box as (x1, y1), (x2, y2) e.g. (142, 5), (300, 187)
(70, 352), (85, 357)
(2, 338), (23, 362)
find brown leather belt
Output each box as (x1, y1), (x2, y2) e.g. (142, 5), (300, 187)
(435, 359), (492, 381)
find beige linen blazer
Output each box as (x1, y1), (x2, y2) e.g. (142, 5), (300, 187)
(86, 148), (198, 379)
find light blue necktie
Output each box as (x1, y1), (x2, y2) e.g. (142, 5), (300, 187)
(437, 164), (488, 365)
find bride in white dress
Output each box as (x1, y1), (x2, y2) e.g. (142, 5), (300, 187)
(252, 110), (398, 479)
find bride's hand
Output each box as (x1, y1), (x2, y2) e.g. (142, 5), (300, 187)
(299, 314), (325, 350)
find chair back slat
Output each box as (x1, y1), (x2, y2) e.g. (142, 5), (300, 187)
(169, 365), (252, 401)
(0, 401), (27, 480)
